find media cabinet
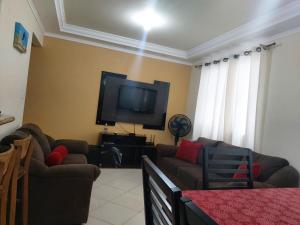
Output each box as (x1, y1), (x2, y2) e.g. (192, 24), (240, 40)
(88, 132), (156, 168)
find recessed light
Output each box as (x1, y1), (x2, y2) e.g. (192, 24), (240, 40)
(132, 8), (165, 32)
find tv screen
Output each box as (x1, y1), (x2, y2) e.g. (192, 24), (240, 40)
(118, 85), (157, 113)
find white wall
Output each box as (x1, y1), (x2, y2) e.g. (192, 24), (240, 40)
(186, 66), (201, 139)
(260, 32), (300, 173)
(0, 0), (43, 139)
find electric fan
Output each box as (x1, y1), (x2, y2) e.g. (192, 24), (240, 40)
(168, 114), (192, 145)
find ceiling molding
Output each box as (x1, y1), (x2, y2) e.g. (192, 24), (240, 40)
(26, 0), (46, 34)
(262, 25), (300, 44)
(51, 0), (300, 61)
(187, 1), (300, 59)
(54, 0), (187, 60)
(45, 32), (192, 66)
(61, 23), (188, 58)
(192, 25), (300, 65)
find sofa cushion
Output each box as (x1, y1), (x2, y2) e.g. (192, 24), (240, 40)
(196, 137), (220, 165)
(31, 138), (45, 162)
(177, 166), (203, 189)
(157, 157), (197, 175)
(19, 124), (52, 156)
(177, 167), (224, 190)
(253, 153), (289, 182)
(176, 140), (203, 164)
(62, 154), (87, 165)
(216, 142), (246, 151)
(224, 181), (274, 189)
(196, 137), (220, 146)
(253, 182), (274, 189)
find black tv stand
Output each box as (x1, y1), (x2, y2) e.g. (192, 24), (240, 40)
(100, 132), (147, 145)
(97, 132), (156, 168)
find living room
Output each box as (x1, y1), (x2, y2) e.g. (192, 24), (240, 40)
(0, 0), (300, 225)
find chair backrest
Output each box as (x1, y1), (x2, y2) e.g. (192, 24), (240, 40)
(142, 156), (181, 225)
(203, 147), (253, 190)
(0, 145), (15, 177)
(0, 162), (4, 183)
(179, 197), (218, 225)
(14, 134), (32, 160)
(0, 145), (17, 187)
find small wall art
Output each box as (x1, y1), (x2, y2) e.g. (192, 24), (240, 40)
(13, 22), (29, 53)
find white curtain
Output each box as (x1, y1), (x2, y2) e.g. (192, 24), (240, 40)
(193, 52), (261, 149)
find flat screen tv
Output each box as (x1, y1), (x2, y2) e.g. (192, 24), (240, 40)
(96, 71), (170, 130)
(118, 85), (157, 114)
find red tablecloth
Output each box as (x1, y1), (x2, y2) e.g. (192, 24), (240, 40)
(183, 188), (300, 225)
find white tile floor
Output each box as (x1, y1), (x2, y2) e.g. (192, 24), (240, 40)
(85, 169), (145, 225)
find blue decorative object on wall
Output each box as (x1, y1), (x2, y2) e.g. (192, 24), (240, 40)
(13, 22), (29, 53)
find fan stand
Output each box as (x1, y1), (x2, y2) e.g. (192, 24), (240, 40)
(174, 131), (180, 146)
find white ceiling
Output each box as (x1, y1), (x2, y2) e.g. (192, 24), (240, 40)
(32, 0), (300, 63)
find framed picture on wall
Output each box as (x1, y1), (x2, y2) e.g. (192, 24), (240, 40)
(13, 22), (29, 53)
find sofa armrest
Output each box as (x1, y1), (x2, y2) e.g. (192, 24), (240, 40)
(45, 164), (100, 181)
(28, 162), (98, 225)
(265, 166), (299, 187)
(54, 139), (89, 155)
(29, 159), (100, 181)
(156, 144), (178, 158)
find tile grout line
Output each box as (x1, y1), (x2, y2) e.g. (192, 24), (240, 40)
(88, 169), (145, 225)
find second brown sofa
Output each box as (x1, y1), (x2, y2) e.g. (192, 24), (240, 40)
(156, 137), (299, 190)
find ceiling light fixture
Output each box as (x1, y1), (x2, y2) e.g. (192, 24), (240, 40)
(132, 8), (165, 32)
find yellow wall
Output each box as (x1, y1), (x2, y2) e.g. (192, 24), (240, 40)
(24, 37), (191, 145)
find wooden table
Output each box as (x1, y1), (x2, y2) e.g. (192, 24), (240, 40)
(182, 188), (300, 225)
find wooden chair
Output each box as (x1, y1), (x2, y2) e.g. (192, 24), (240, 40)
(142, 156), (181, 225)
(9, 135), (32, 225)
(179, 197), (218, 225)
(0, 162), (4, 184)
(0, 145), (18, 225)
(202, 146), (253, 190)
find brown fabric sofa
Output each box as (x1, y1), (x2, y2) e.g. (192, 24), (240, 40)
(2, 124), (100, 225)
(156, 137), (299, 190)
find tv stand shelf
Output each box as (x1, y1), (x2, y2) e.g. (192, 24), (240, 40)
(97, 132), (156, 168)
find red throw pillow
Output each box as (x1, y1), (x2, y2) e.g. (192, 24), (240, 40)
(46, 145), (69, 166)
(52, 145), (69, 158)
(176, 139), (204, 164)
(233, 162), (261, 179)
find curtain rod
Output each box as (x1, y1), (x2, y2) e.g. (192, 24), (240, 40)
(195, 42), (276, 68)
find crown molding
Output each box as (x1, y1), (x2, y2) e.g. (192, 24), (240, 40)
(261, 25), (300, 44)
(61, 23), (188, 59)
(187, 1), (300, 59)
(45, 32), (192, 65)
(192, 25), (300, 65)
(51, 0), (300, 61)
(54, 0), (187, 60)
(26, 0), (46, 34)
